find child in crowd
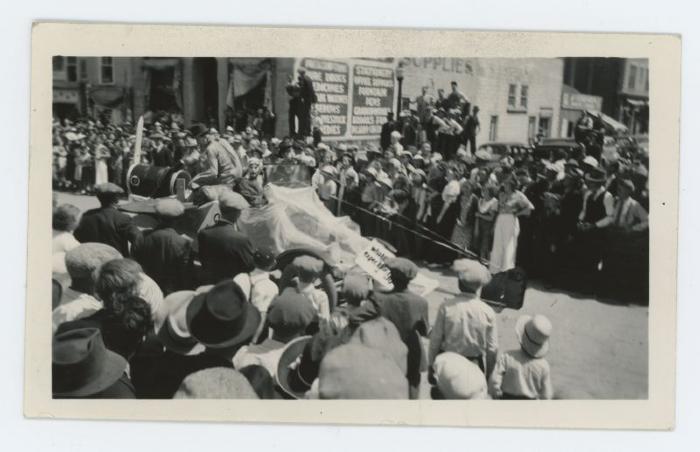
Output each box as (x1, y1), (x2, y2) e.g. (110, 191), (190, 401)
(489, 314), (554, 400)
(292, 255), (330, 322)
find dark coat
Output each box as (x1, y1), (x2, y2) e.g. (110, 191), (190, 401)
(132, 226), (193, 295)
(298, 73), (316, 105)
(73, 206), (141, 256)
(197, 220), (255, 285)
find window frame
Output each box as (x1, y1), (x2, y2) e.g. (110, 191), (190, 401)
(507, 84), (517, 108)
(100, 57), (115, 85)
(627, 64), (638, 91)
(66, 57), (78, 82)
(520, 84), (529, 109)
(489, 115), (499, 141)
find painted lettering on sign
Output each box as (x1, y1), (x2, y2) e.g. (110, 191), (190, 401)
(351, 64), (395, 136)
(300, 58), (349, 137)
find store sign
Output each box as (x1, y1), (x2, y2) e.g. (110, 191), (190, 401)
(299, 58), (349, 138)
(351, 64), (394, 136)
(562, 92), (603, 112)
(53, 88), (79, 104)
(296, 58), (396, 140)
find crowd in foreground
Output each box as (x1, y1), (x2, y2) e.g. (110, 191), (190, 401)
(52, 183), (552, 399)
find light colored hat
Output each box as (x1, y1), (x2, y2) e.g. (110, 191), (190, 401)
(65, 243), (122, 280)
(349, 317), (408, 374)
(376, 173), (393, 188)
(390, 130), (402, 138)
(320, 165), (338, 177)
(388, 158), (402, 169)
(583, 155), (599, 168)
(452, 259), (491, 291)
(433, 352), (488, 399)
(174, 368), (259, 399)
(515, 314), (552, 358)
(154, 198), (185, 218)
(156, 291), (205, 356)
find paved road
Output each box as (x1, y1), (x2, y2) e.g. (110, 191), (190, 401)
(55, 191), (649, 399)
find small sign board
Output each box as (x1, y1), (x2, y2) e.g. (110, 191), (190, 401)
(355, 239), (395, 291)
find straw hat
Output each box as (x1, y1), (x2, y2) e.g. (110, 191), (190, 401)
(515, 314), (552, 358)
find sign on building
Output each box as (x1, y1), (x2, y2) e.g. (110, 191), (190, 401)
(561, 92), (603, 112)
(296, 58), (395, 141)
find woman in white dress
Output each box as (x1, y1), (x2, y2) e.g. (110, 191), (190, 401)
(489, 176), (534, 274)
(94, 136), (110, 186)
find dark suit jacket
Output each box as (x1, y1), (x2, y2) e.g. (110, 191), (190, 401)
(298, 74), (316, 105)
(197, 220), (255, 285)
(74, 206), (141, 256)
(132, 227), (193, 295)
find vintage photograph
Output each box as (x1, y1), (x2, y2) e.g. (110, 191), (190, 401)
(49, 54), (651, 401)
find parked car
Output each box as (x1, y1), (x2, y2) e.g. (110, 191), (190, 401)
(532, 138), (585, 161)
(477, 142), (532, 160)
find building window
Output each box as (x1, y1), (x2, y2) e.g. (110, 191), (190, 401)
(520, 85), (529, 109)
(507, 84), (517, 108)
(539, 116), (551, 138)
(79, 59), (88, 81)
(528, 116), (537, 141)
(66, 57), (78, 82)
(627, 65), (637, 90)
(52, 56), (64, 72)
(645, 68), (649, 92)
(489, 115), (498, 141)
(100, 57), (114, 84)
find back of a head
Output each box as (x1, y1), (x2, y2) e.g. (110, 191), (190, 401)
(94, 258), (143, 307)
(349, 317), (408, 374)
(319, 344), (408, 399)
(101, 295), (154, 359)
(53, 204), (81, 232)
(65, 243), (122, 283)
(174, 368), (259, 399)
(452, 258), (491, 294)
(341, 272), (370, 306)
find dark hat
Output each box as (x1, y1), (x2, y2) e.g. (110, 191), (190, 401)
(154, 198), (186, 218)
(186, 280), (261, 349)
(94, 182), (124, 196)
(189, 123), (209, 138)
(318, 344), (409, 399)
(565, 158), (580, 169)
(279, 138), (293, 151)
(384, 257), (418, 287)
(53, 328), (127, 397)
(174, 368), (259, 399)
(253, 248), (277, 271)
(267, 291), (317, 336)
(342, 272), (370, 302)
(585, 166), (607, 184)
(275, 335), (315, 399)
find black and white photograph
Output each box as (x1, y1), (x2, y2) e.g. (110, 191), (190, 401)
(48, 54), (650, 400)
(23, 23), (680, 429)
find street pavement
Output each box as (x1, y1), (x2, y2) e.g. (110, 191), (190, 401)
(55, 191), (649, 399)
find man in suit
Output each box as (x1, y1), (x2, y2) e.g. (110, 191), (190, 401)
(131, 199), (193, 295)
(188, 123), (244, 188)
(73, 182), (141, 257)
(197, 191), (256, 285)
(297, 68), (316, 137)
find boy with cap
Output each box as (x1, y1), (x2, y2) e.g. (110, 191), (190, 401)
(372, 257), (429, 399)
(429, 259), (499, 378)
(73, 182), (141, 257)
(489, 314), (553, 399)
(288, 255), (330, 321)
(233, 290), (316, 377)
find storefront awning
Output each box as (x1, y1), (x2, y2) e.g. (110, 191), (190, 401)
(586, 110), (629, 134)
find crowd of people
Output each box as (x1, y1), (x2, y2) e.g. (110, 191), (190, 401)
(51, 77), (649, 399)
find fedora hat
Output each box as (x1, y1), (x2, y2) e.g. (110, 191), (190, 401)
(188, 123), (209, 138)
(585, 166), (607, 184)
(275, 335), (315, 399)
(515, 314), (552, 358)
(53, 328), (127, 397)
(186, 280), (261, 349)
(157, 291), (205, 356)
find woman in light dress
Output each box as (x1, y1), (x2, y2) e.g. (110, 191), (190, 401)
(94, 135), (111, 186)
(489, 176), (534, 274)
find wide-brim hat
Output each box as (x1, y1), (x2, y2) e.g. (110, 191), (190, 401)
(53, 328), (127, 397)
(515, 315), (551, 358)
(156, 291), (205, 356)
(186, 281), (261, 349)
(584, 167), (607, 184)
(275, 335), (314, 399)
